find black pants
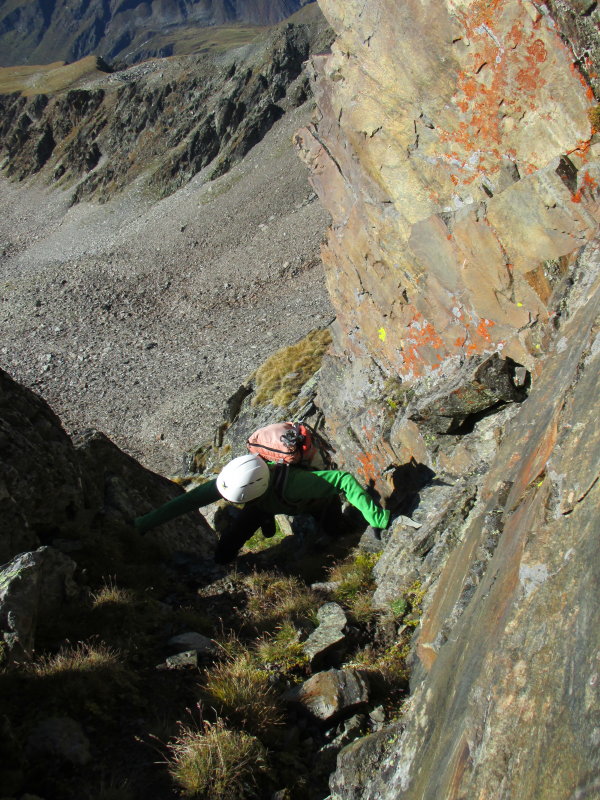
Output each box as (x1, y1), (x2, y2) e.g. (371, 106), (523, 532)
(214, 498), (345, 564)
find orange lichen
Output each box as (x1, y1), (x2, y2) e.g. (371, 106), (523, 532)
(476, 318), (495, 342)
(571, 171), (598, 204)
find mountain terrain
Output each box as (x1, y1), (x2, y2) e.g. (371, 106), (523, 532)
(0, 0), (599, 799)
(0, 7), (334, 474)
(0, 0), (317, 67)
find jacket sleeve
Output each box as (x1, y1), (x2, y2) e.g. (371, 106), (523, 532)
(134, 479), (221, 533)
(309, 470), (391, 529)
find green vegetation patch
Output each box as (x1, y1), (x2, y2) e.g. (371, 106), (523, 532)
(254, 620), (309, 674)
(242, 570), (320, 631)
(329, 550), (381, 624)
(242, 517), (289, 553)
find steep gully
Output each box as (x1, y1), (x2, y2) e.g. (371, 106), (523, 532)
(0, 0), (599, 798)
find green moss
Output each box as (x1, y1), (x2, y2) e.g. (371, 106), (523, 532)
(329, 551), (381, 624)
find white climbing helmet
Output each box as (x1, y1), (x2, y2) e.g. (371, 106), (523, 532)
(216, 453), (270, 503)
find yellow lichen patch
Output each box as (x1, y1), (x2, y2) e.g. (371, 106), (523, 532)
(587, 105), (600, 133)
(252, 327), (332, 407)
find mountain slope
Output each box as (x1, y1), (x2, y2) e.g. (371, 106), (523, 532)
(0, 0), (317, 66)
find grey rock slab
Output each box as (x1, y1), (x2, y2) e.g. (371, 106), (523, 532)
(167, 631), (218, 656)
(163, 650), (199, 669)
(303, 602), (348, 669)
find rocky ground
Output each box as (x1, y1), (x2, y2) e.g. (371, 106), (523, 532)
(0, 99), (332, 475)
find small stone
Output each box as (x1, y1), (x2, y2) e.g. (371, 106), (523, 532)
(167, 632), (218, 656)
(164, 650), (198, 669)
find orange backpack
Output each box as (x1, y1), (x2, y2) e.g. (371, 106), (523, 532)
(246, 422), (317, 465)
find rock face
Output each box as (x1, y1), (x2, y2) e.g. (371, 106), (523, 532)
(0, 365), (216, 580)
(294, 1), (600, 798)
(0, 11), (333, 204)
(296, 0), (599, 492)
(0, 0), (318, 67)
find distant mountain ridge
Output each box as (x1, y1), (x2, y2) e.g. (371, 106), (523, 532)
(0, 0), (316, 67)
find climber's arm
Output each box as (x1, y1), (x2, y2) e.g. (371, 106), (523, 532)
(134, 479), (221, 533)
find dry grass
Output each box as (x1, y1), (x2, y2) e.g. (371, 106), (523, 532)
(0, 55), (107, 96)
(91, 576), (137, 608)
(200, 652), (283, 736)
(252, 327), (332, 407)
(30, 641), (123, 678)
(242, 571), (319, 630)
(17, 641), (138, 719)
(167, 719), (269, 800)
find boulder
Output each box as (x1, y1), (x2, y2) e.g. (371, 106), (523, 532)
(0, 547), (78, 663)
(285, 668), (370, 724)
(25, 716), (91, 766)
(167, 631), (218, 657)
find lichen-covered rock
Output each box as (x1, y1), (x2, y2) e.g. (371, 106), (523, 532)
(296, 0), (600, 487)
(331, 237), (600, 800)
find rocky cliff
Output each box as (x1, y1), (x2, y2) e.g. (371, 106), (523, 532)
(293, 0), (600, 798)
(0, 8), (332, 204)
(0, 0), (317, 67)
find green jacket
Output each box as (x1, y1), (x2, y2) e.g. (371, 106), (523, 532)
(135, 466), (390, 533)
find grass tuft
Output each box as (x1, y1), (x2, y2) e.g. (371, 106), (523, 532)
(167, 719), (269, 800)
(254, 621), (308, 674)
(242, 571), (319, 630)
(6, 641), (140, 720)
(91, 576), (137, 608)
(329, 551), (380, 623)
(200, 652), (283, 736)
(252, 327), (331, 407)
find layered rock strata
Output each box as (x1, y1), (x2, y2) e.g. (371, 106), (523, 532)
(296, 0), (600, 491)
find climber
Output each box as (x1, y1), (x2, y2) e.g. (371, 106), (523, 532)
(134, 453), (391, 563)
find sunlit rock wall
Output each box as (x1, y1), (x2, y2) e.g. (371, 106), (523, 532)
(296, 0), (599, 487)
